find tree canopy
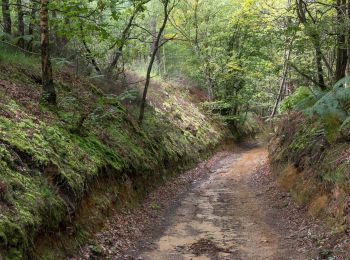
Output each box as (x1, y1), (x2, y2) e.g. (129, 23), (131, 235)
(2, 0), (350, 130)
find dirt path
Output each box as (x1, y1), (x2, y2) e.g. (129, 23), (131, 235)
(78, 145), (322, 259)
(134, 147), (310, 260)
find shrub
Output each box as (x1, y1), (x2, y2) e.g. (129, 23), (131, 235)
(279, 86), (313, 112)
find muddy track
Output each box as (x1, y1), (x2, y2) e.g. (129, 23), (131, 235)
(78, 145), (320, 259)
(132, 147), (312, 260)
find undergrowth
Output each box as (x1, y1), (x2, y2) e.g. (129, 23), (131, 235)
(0, 47), (227, 259)
(270, 81), (350, 231)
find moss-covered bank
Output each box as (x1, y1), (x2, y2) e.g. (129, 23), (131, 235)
(0, 56), (227, 259)
(269, 112), (350, 230)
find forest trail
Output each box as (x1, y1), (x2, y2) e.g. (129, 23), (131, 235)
(134, 146), (309, 260)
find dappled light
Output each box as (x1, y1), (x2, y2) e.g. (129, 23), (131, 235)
(1, 0), (350, 259)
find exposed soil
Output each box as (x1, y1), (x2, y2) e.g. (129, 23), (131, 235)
(75, 148), (235, 259)
(134, 146), (313, 260)
(76, 144), (349, 259)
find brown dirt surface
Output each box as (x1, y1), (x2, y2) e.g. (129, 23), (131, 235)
(73, 148), (234, 259)
(135, 146), (311, 260)
(74, 144), (350, 259)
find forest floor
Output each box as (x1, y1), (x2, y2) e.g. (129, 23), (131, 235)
(76, 143), (346, 259)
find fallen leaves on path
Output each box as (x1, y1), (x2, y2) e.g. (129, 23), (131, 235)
(73, 151), (232, 259)
(74, 146), (350, 259)
(250, 162), (350, 259)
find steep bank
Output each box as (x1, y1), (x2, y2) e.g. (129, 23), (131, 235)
(269, 112), (350, 257)
(0, 51), (228, 259)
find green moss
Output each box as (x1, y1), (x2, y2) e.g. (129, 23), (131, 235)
(5, 248), (23, 260)
(89, 243), (104, 256)
(0, 56), (226, 258)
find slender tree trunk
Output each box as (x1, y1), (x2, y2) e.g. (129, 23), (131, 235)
(314, 40), (327, 90)
(82, 39), (102, 74)
(28, 4), (35, 33)
(107, 12), (137, 75)
(150, 18), (157, 56)
(2, 0), (12, 35)
(335, 0), (348, 81)
(40, 0), (56, 105)
(271, 0), (292, 119)
(138, 53), (157, 124)
(207, 77), (214, 101)
(139, 0), (172, 124)
(16, 0), (25, 48)
(107, 46), (123, 75)
(270, 49), (291, 118)
(162, 45), (167, 74)
(27, 1), (37, 51)
(192, 0), (214, 100)
(28, 2), (37, 35)
(150, 17), (161, 68)
(295, 0), (326, 90)
(346, 0), (350, 87)
(80, 25), (102, 74)
(193, 0), (200, 56)
(204, 63), (214, 101)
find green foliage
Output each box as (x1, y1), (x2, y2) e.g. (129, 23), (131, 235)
(0, 56), (226, 258)
(163, 0), (286, 135)
(339, 116), (350, 139)
(89, 243), (104, 256)
(150, 201), (162, 210)
(306, 91), (347, 121)
(333, 76), (350, 90)
(0, 44), (40, 69)
(115, 88), (139, 102)
(280, 87), (312, 112)
(280, 73), (350, 141)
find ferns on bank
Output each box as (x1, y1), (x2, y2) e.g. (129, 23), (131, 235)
(280, 77), (350, 141)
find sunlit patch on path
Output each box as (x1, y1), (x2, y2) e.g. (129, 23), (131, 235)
(136, 147), (308, 260)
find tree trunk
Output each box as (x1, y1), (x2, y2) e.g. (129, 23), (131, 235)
(107, 46), (123, 75)
(314, 40), (327, 90)
(193, 0), (200, 56)
(2, 0), (12, 35)
(335, 0), (348, 81)
(40, 0), (56, 105)
(28, 1), (37, 35)
(346, 0), (350, 87)
(27, 1), (37, 51)
(295, 0), (327, 90)
(80, 25), (102, 74)
(16, 0), (25, 48)
(162, 45), (167, 74)
(107, 12), (137, 75)
(139, 0), (172, 124)
(207, 77), (214, 101)
(82, 39), (102, 74)
(150, 18), (161, 69)
(270, 49), (291, 118)
(204, 63), (214, 101)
